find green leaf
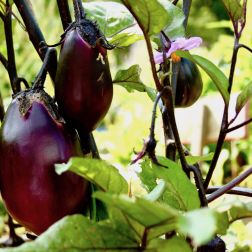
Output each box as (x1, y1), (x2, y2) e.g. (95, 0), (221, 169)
(109, 33), (143, 47)
(94, 192), (178, 228)
(222, 0), (243, 21)
(140, 157), (200, 211)
(185, 153), (214, 165)
(148, 237), (192, 252)
(83, 1), (135, 37)
(0, 215), (139, 252)
(177, 208), (227, 246)
(109, 208), (143, 243)
(158, 0), (185, 39)
(55, 157), (128, 194)
(113, 65), (146, 92)
(236, 81), (252, 114)
(176, 51), (230, 104)
(123, 0), (171, 35)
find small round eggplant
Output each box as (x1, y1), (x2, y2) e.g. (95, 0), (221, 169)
(55, 26), (113, 134)
(175, 58), (203, 107)
(0, 89), (89, 235)
(197, 236), (226, 252)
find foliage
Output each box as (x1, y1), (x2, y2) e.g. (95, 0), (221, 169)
(0, 0), (252, 250)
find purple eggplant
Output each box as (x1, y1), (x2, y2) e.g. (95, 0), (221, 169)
(55, 8), (113, 134)
(0, 89), (89, 235)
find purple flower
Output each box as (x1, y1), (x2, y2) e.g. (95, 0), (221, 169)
(154, 37), (203, 64)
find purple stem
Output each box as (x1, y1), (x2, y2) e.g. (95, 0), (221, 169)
(207, 167), (252, 202)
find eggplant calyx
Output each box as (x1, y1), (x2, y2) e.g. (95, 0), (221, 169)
(14, 89), (64, 123)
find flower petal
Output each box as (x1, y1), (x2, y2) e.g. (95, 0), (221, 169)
(154, 36), (203, 64)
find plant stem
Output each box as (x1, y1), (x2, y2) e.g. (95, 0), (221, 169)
(207, 167), (252, 202)
(73, 0), (85, 23)
(122, 0), (162, 92)
(182, 0), (192, 28)
(0, 53), (8, 70)
(32, 48), (57, 89)
(4, 0), (20, 94)
(57, 0), (72, 30)
(13, 0), (57, 80)
(238, 44), (252, 54)
(204, 36), (240, 190)
(207, 186), (252, 198)
(226, 118), (252, 133)
(0, 92), (4, 122)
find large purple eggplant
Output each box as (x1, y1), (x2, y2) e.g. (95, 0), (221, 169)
(0, 89), (89, 235)
(55, 2), (113, 134)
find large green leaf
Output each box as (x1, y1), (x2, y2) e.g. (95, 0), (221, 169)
(148, 237), (192, 252)
(122, 0), (170, 35)
(236, 81), (252, 114)
(83, 1), (135, 37)
(55, 157), (128, 194)
(139, 157), (200, 211)
(177, 208), (228, 246)
(113, 65), (146, 92)
(222, 0), (243, 21)
(94, 192), (178, 228)
(0, 215), (139, 252)
(176, 51), (230, 104)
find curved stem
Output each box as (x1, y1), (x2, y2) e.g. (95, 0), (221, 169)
(32, 48), (57, 89)
(13, 0), (57, 81)
(226, 118), (252, 133)
(122, 0), (162, 92)
(57, 0), (72, 30)
(207, 186), (252, 197)
(238, 44), (252, 54)
(73, 0), (85, 22)
(207, 167), (252, 203)
(0, 52), (8, 70)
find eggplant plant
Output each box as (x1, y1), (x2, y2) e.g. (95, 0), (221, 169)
(0, 0), (252, 251)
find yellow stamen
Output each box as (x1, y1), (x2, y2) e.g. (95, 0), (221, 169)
(171, 52), (181, 63)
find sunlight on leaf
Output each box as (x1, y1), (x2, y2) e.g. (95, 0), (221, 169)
(55, 157), (128, 194)
(139, 157), (200, 211)
(177, 208), (221, 246)
(94, 192), (178, 228)
(0, 215), (139, 252)
(122, 0), (170, 35)
(109, 33), (143, 47)
(83, 1), (135, 37)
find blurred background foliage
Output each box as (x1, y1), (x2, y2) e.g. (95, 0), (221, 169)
(0, 0), (252, 250)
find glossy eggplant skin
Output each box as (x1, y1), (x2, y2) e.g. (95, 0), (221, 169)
(55, 29), (113, 134)
(0, 98), (89, 235)
(175, 58), (203, 107)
